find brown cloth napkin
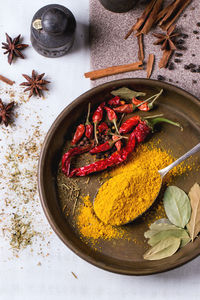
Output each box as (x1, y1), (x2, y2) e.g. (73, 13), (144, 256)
(90, 0), (200, 99)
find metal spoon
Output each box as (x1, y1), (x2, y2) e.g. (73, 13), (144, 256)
(93, 142), (200, 226)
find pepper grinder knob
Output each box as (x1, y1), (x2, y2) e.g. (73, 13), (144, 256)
(42, 8), (68, 35)
(31, 4), (76, 58)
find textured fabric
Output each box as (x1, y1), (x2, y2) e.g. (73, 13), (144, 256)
(90, 0), (200, 99)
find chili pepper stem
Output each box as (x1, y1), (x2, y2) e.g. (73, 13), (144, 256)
(113, 119), (120, 134)
(148, 117), (183, 131)
(135, 89), (163, 108)
(86, 102), (91, 125)
(117, 113), (125, 127)
(144, 114), (164, 119)
(148, 89), (163, 109)
(108, 131), (129, 139)
(94, 122), (98, 144)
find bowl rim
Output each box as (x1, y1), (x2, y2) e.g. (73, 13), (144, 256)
(38, 78), (200, 275)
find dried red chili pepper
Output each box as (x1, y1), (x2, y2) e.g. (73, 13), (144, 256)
(98, 122), (109, 134)
(108, 96), (125, 107)
(132, 98), (149, 111)
(92, 102), (105, 144)
(90, 138), (122, 154)
(71, 124), (85, 145)
(62, 144), (92, 176)
(85, 103), (93, 139)
(104, 106), (119, 134)
(132, 89), (163, 112)
(119, 115), (141, 134)
(112, 135), (122, 152)
(114, 103), (135, 114)
(68, 117), (181, 177)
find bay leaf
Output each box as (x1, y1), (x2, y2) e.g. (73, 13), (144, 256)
(163, 186), (191, 228)
(143, 237), (181, 261)
(154, 218), (172, 225)
(111, 87), (146, 100)
(187, 183), (200, 241)
(148, 229), (190, 248)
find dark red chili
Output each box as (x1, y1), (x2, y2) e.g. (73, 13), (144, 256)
(71, 124), (85, 145)
(85, 103), (93, 139)
(112, 135), (122, 152)
(108, 96), (125, 107)
(90, 140), (114, 154)
(92, 102), (105, 144)
(104, 106), (119, 134)
(132, 98), (149, 112)
(114, 104), (135, 114)
(68, 117), (181, 177)
(62, 144), (92, 176)
(69, 133), (136, 177)
(98, 122), (109, 134)
(119, 116), (141, 134)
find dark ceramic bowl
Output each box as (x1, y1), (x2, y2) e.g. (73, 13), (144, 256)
(38, 78), (200, 275)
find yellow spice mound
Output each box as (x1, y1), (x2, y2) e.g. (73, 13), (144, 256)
(77, 195), (124, 240)
(76, 142), (190, 241)
(94, 169), (162, 226)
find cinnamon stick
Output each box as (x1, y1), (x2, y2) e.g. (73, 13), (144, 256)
(137, 34), (144, 61)
(125, 0), (158, 39)
(147, 54), (155, 78)
(139, 0), (163, 35)
(157, 0), (192, 31)
(159, 50), (173, 68)
(0, 74), (15, 86)
(84, 61), (143, 80)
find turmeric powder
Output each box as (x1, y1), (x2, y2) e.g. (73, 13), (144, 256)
(76, 142), (191, 241)
(94, 169), (162, 226)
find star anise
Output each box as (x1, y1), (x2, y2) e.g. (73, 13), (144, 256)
(2, 33), (29, 65)
(0, 99), (15, 126)
(20, 70), (50, 98)
(153, 25), (180, 51)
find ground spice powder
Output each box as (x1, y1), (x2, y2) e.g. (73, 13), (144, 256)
(94, 169), (162, 226)
(76, 142), (191, 242)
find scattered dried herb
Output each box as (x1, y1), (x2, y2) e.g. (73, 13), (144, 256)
(20, 70), (50, 98)
(187, 183), (200, 241)
(0, 99), (15, 126)
(10, 214), (37, 250)
(2, 33), (29, 65)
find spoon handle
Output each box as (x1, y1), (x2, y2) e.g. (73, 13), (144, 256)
(159, 142), (200, 178)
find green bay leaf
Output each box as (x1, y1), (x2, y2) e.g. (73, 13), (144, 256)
(111, 87), (146, 100)
(143, 237), (181, 261)
(187, 183), (200, 241)
(163, 186), (191, 228)
(148, 229), (191, 248)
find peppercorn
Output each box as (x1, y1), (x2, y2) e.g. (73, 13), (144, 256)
(168, 62), (175, 70)
(184, 65), (190, 70)
(197, 22), (200, 27)
(188, 63), (196, 68)
(192, 54), (196, 57)
(175, 53), (183, 57)
(174, 59), (181, 63)
(191, 69), (197, 73)
(181, 33), (188, 39)
(193, 30), (199, 34)
(192, 80), (197, 84)
(177, 45), (187, 50)
(177, 39), (185, 45)
(157, 75), (165, 81)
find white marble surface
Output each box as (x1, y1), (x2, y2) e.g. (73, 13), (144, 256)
(0, 1), (200, 300)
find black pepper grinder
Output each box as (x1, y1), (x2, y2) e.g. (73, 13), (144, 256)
(31, 4), (76, 58)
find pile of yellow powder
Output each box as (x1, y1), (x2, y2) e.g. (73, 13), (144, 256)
(76, 142), (190, 242)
